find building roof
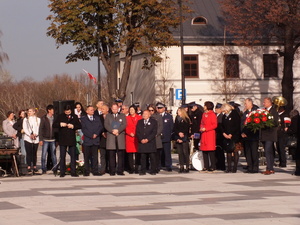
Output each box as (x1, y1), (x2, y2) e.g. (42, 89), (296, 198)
(173, 0), (233, 45)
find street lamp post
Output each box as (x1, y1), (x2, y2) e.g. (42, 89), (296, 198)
(179, 0), (185, 105)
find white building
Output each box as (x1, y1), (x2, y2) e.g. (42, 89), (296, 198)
(120, 0), (300, 112)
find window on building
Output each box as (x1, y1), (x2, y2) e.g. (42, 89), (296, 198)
(184, 55), (199, 78)
(192, 16), (207, 25)
(263, 54), (278, 78)
(225, 54), (239, 78)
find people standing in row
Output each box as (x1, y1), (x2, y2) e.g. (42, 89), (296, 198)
(156, 102), (173, 172)
(98, 104), (109, 175)
(125, 105), (142, 174)
(173, 107), (191, 173)
(241, 98), (259, 173)
(104, 103), (127, 176)
(214, 103), (226, 171)
(53, 105), (81, 177)
(39, 104), (57, 174)
(260, 97), (279, 175)
(147, 104), (163, 173)
(23, 108), (40, 174)
(2, 111), (19, 149)
(13, 110), (26, 163)
(81, 105), (103, 176)
(221, 103), (241, 173)
(136, 110), (158, 175)
(200, 101), (217, 171)
(189, 102), (203, 152)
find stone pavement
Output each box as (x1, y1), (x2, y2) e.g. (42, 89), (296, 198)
(0, 155), (299, 225)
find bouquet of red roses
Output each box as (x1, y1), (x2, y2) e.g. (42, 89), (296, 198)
(244, 108), (275, 133)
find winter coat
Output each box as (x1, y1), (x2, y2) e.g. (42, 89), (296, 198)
(125, 114), (142, 153)
(200, 110), (217, 151)
(136, 117), (157, 153)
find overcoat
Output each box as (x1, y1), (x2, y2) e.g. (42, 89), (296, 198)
(260, 106), (279, 142)
(161, 112), (174, 142)
(125, 114), (142, 153)
(200, 110), (217, 151)
(151, 113), (163, 149)
(104, 113), (127, 150)
(81, 115), (103, 146)
(52, 113), (81, 146)
(221, 109), (241, 143)
(136, 117), (157, 153)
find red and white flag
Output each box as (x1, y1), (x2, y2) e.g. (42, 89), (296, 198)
(83, 69), (97, 84)
(284, 117), (291, 124)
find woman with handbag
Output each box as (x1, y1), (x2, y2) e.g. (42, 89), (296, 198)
(285, 109), (300, 175)
(221, 103), (241, 173)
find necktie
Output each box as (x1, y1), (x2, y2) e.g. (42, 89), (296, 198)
(89, 116), (93, 121)
(144, 120), (147, 125)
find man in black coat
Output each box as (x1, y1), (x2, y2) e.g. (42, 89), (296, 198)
(276, 106), (288, 167)
(215, 103), (226, 171)
(136, 110), (158, 175)
(53, 105), (81, 177)
(241, 98), (259, 173)
(81, 106), (103, 176)
(188, 102), (203, 152)
(260, 97), (279, 175)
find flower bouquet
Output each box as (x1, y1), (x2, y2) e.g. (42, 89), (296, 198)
(66, 160), (85, 175)
(244, 108), (275, 133)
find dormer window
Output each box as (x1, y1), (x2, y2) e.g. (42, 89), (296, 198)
(192, 16), (207, 25)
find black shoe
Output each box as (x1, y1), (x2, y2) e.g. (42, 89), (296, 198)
(33, 168), (39, 173)
(150, 172), (156, 175)
(71, 174), (79, 177)
(128, 170), (134, 174)
(208, 168), (215, 172)
(224, 169), (231, 173)
(139, 172), (146, 175)
(184, 169), (189, 173)
(110, 173), (116, 176)
(27, 168), (32, 173)
(83, 173), (90, 176)
(117, 172), (125, 176)
(42, 170), (47, 174)
(93, 173), (102, 176)
(166, 168), (172, 172)
(53, 170), (57, 176)
(99, 171), (106, 175)
(60, 174), (65, 177)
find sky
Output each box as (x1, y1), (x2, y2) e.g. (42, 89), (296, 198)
(0, 0), (99, 81)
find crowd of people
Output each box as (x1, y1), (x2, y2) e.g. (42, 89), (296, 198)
(1, 97), (300, 177)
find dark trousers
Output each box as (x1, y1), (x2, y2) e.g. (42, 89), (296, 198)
(156, 148), (162, 171)
(276, 135), (287, 167)
(127, 152), (136, 172)
(245, 140), (259, 172)
(215, 145), (226, 170)
(83, 145), (99, 174)
(162, 142), (172, 169)
(25, 141), (38, 168)
(99, 147), (108, 173)
(264, 141), (275, 171)
(108, 149), (125, 174)
(202, 150), (216, 170)
(60, 145), (76, 175)
(193, 138), (200, 151)
(141, 152), (156, 173)
(177, 142), (190, 168)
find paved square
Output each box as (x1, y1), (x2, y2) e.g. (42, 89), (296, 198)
(0, 155), (299, 225)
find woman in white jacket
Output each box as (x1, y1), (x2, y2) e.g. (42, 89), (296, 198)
(2, 111), (19, 148)
(23, 108), (40, 173)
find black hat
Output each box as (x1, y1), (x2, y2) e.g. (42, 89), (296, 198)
(215, 103), (222, 109)
(181, 104), (188, 108)
(229, 101), (240, 107)
(188, 101), (197, 107)
(133, 102), (140, 107)
(156, 102), (165, 108)
(115, 98), (123, 103)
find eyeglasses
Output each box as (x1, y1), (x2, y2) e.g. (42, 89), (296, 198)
(149, 110), (154, 112)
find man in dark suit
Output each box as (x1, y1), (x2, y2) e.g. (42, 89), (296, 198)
(94, 100), (104, 117)
(81, 106), (103, 176)
(156, 102), (174, 171)
(214, 103), (226, 171)
(53, 105), (81, 177)
(276, 106), (288, 167)
(104, 103), (127, 176)
(136, 110), (158, 175)
(241, 98), (259, 173)
(261, 97), (279, 175)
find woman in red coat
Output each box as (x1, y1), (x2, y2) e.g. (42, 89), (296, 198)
(200, 101), (217, 171)
(125, 105), (142, 173)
